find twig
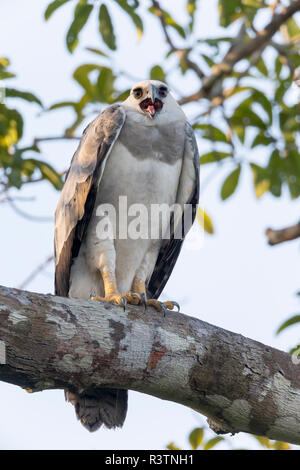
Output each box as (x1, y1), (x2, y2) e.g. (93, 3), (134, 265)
(151, 0), (205, 79)
(18, 255), (54, 290)
(266, 221), (300, 245)
(34, 136), (80, 145)
(179, 0), (300, 104)
(8, 199), (53, 223)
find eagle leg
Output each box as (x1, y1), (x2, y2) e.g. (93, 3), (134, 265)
(91, 271), (141, 309)
(131, 277), (180, 313)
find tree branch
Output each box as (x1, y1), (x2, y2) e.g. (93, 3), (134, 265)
(266, 221), (300, 245)
(151, 0), (206, 79)
(179, 0), (300, 104)
(0, 285), (299, 443)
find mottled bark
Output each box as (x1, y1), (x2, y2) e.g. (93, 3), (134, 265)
(0, 285), (299, 444)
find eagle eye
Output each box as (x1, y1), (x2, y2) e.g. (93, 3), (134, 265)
(133, 87), (143, 99)
(158, 86), (168, 97)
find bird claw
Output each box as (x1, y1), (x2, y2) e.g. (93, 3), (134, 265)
(139, 293), (147, 311)
(159, 301), (167, 316)
(121, 296), (127, 312)
(171, 301), (180, 312)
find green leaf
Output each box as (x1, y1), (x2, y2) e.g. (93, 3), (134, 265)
(99, 4), (116, 51)
(218, 0), (242, 27)
(186, 0), (197, 32)
(112, 88), (130, 103)
(251, 132), (273, 148)
(5, 88), (43, 107)
(0, 57), (10, 67)
(252, 435), (272, 449)
(0, 71), (15, 80)
(66, 2), (93, 53)
(26, 159), (64, 190)
(245, 88), (272, 124)
(255, 57), (268, 77)
(201, 54), (215, 68)
(49, 101), (77, 111)
(197, 207), (214, 234)
(113, 0), (143, 38)
(85, 47), (108, 57)
(149, 6), (186, 38)
(272, 441), (291, 450)
(0, 106), (24, 141)
(275, 79), (292, 103)
(96, 67), (115, 102)
(275, 56), (283, 78)
(73, 64), (102, 95)
(189, 427), (204, 450)
(203, 436), (224, 450)
(267, 150), (283, 197)
(285, 17), (300, 39)
(231, 103), (267, 129)
(194, 124), (228, 143)
(45, 0), (71, 20)
(150, 65), (166, 82)
(276, 314), (300, 335)
(289, 344), (300, 355)
(221, 166), (241, 200)
(200, 151), (232, 164)
(166, 442), (181, 450)
(250, 163), (270, 199)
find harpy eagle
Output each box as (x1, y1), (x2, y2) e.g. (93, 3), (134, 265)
(54, 80), (199, 432)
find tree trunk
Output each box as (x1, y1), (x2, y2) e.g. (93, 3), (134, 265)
(0, 285), (299, 444)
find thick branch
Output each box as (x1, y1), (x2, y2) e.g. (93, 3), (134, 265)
(0, 285), (299, 444)
(266, 221), (300, 245)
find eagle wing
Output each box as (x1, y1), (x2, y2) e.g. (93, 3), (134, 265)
(54, 104), (126, 297)
(147, 121), (199, 299)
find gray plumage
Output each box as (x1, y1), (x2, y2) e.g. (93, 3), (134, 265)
(54, 80), (199, 432)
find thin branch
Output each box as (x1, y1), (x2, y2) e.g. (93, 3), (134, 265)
(34, 136), (80, 145)
(8, 198), (52, 223)
(266, 221), (300, 245)
(151, 0), (206, 79)
(179, 0), (300, 104)
(18, 255), (54, 290)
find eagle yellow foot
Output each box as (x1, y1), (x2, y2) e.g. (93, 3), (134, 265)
(90, 292), (142, 310)
(144, 299), (180, 313)
(130, 277), (180, 313)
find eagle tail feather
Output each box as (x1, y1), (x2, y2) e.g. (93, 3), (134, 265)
(65, 389), (128, 432)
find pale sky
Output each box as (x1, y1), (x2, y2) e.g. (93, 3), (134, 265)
(0, 0), (299, 450)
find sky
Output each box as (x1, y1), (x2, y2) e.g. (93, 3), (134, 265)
(0, 0), (299, 450)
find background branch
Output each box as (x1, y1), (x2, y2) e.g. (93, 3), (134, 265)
(266, 221), (300, 245)
(179, 0), (300, 104)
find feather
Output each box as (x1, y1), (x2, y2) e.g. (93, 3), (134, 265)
(54, 104), (126, 297)
(147, 122), (199, 299)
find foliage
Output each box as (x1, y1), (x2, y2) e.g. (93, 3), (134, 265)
(44, 0), (300, 203)
(167, 426), (224, 451)
(0, 58), (63, 192)
(166, 424), (291, 450)
(276, 290), (300, 357)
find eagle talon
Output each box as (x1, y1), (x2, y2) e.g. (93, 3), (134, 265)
(121, 296), (127, 311)
(171, 301), (180, 312)
(139, 293), (147, 311)
(159, 301), (167, 316)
